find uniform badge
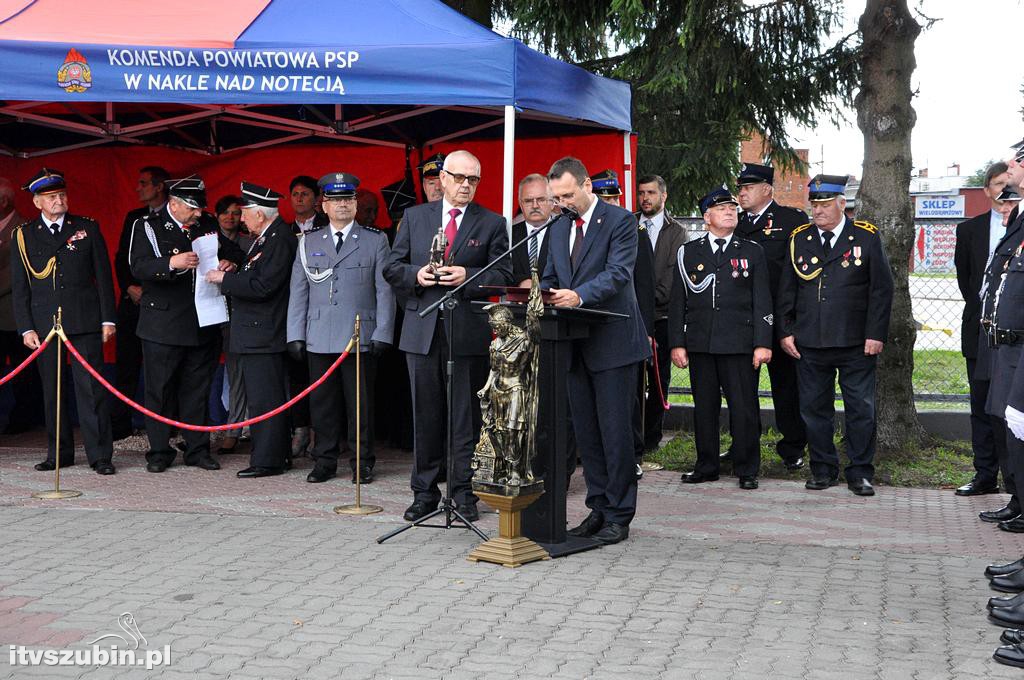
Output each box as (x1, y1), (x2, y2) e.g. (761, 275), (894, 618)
(171, 248), (180, 254)
(853, 246), (862, 266)
(763, 314), (774, 326)
(807, 234), (813, 241)
(801, 264), (808, 271)
(740, 259), (749, 277)
(691, 274), (697, 282)
(697, 264), (704, 271)
(762, 216), (775, 235)
(797, 256), (804, 264)
(811, 257), (818, 264)
(312, 251), (326, 257)
(841, 250), (851, 268)
(730, 258), (740, 278)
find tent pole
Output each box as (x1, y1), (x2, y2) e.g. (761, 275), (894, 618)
(623, 132), (634, 212)
(502, 105), (515, 231)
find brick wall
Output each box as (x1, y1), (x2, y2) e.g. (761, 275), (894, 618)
(740, 132), (810, 211)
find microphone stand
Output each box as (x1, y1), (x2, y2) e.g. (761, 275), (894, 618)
(376, 214), (564, 544)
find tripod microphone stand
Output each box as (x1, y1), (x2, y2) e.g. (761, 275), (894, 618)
(376, 215), (565, 544)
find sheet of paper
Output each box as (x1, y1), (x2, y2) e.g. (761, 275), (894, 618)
(193, 233), (229, 327)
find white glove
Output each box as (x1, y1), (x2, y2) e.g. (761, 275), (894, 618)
(1007, 405), (1024, 441)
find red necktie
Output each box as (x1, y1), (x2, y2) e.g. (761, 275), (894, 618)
(569, 217), (585, 269)
(444, 208), (461, 261)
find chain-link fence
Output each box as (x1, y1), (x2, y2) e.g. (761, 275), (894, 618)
(666, 217), (969, 409)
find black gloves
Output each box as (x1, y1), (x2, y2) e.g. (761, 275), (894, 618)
(370, 340), (390, 357)
(287, 340), (306, 362)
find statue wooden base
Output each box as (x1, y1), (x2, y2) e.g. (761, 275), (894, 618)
(467, 490), (550, 568)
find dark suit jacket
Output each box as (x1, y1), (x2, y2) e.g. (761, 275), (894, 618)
(667, 235), (773, 353)
(0, 209), (26, 331)
(541, 199), (651, 372)
(511, 219), (553, 285)
(221, 218), (297, 354)
(129, 206), (244, 347)
(776, 218), (894, 349)
(383, 200), (511, 356)
(636, 212), (688, 320)
(975, 210), (1024, 382)
(115, 206), (150, 297)
(735, 200), (808, 297)
(956, 209), (1007, 359)
(635, 223), (656, 335)
(11, 213), (116, 336)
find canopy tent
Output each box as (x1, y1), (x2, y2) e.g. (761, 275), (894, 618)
(0, 0), (635, 221)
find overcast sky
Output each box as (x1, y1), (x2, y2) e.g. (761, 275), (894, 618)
(791, 0), (1024, 179)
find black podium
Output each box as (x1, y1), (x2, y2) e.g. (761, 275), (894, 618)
(499, 302), (627, 558)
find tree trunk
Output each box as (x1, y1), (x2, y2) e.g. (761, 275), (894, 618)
(442, 0), (493, 28)
(855, 0), (925, 452)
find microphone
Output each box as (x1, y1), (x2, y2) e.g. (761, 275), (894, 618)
(555, 203), (581, 222)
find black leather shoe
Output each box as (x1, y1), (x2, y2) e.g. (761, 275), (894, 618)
(738, 476), (759, 490)
(306, 467), (336, 483)
(1002, 629), (1024, 645)
(988, 557), (1024, 579)
(992, 605), (1024, 627)
(34, 459), (75, 471)
(236, 466), (283, 478)
(1000, 518), (1024, 534)
(956, 479), (1000, 496)
(403, 500), (437, 522)
(567, 511), (604, 537)
(456, 503), (479, 523)
(805, 476), (838, 490)
(593, 523), (629, 545)
(994, 643), (1024, 668)
(190, 455), (220, 471)
(351, 467), (374, 484)
(681, 471), (719, 484)
(991, 593), (1024, 610)
(847, 478), (875, 496)
(92, 461), (116, 475)
(982, 506), (1021, 524)
(146, 460), (168, 473)
(784, 457), (805, 471)
(991, 569), (1024, 593)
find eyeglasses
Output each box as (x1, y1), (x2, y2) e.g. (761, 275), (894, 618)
(443, 170), (481, 186)
(521, 198), (551, 206)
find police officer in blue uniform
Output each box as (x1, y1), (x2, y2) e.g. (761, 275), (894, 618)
(776, 174), (894, 496)
(669, 186), (773, 489)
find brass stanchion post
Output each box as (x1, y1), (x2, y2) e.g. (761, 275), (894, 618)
(33, 308), (81, 500)
(336, 315), (382, 516)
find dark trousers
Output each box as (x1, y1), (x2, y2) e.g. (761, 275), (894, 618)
(568, 358), (638, 526)
(968, 357), (1014, 492)
(689, 352), (761, 478)
(239, 352), (290, 469)
(287, 353), (311, 429)
(764, 339), (807, 463)
(632, 360), (648, 465)
(375, 308), (413, 450)
(0, 329), (43, 432)
(37, 331), (112, 465)
(110, 298), (142, 438)
(309, 351), (376, 471)
(1005, 426), (1024, 513)
(642, 320), (671, 450)
(407, 322), (486, 507)
(796, 345), (877, 482)
(141, 339), (217, 465)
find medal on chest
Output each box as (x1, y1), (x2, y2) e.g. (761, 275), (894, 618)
(853, 246), (862, 266)
(762, 216), (776, 235)
(841, 250), (851, 268)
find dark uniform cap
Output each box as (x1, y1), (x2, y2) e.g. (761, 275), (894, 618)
(590, 169), (622, 197)
(736, 162), (774, 186)
(420, 153), (445, 178)
(699, 185), (739, 213)
(239, 181), (283, 209)
(998, 187), (1023, 202)
(23, 168), (66, 195)
(318, 172), (360, 199)
(167, 174), (208, 209)
(807, 174), (849, 202)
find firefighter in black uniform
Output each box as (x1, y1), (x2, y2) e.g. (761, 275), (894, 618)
(733, 162), (808, 470)
(129, 175), (244, 473)
(12, 168), (117, 474)
(777, 174), (894, 496)
(206, 182), (297, 478)
(669, 186), (773, 489)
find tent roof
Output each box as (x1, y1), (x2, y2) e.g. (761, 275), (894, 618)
(0, 0), (631, 131)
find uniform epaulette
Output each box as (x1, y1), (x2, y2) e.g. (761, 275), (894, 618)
(13, 221), (28, 233)
(854, 220), (879, 234)
(305, 224), (326, 234)
(362, 225), (382, 234)
(790, 223), (813, 238)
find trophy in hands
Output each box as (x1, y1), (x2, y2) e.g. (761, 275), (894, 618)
(427, 224), (448, 283)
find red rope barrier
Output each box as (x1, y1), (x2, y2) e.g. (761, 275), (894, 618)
(0, 336), (51, 387)
(63, 336), (351, 432)
(650, 337), (670, 411)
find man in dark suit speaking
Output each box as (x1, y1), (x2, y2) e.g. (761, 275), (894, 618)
(384, 149), (511, 523)
(542, 156), (651, 545)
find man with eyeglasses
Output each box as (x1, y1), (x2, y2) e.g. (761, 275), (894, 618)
(111, 165), (168, 441)
(11, 169), (117, 475)
(511, 173), (555, 286)
(384, 149), (512, 524)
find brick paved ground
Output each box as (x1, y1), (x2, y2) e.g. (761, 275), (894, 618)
(0, 436), (1021, 679)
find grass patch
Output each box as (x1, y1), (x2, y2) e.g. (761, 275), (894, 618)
(647, 428), (976, 489)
